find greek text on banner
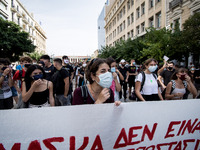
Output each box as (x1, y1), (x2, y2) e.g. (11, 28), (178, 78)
(0, 99), (200, 150)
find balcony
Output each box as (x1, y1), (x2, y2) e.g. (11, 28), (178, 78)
(11, 5), (17, 12)
(22, 16), (28, 24)
(16, 11), (22, 18)
(169, 0), (183, 10)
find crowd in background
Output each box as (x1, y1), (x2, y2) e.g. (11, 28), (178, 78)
(0, 55), (199, 109)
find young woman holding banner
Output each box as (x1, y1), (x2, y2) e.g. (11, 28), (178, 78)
(135, 58), (163, 101)
(72, 58), (120, 106)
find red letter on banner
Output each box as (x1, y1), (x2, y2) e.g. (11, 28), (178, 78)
(128, 126), (142, 145)
(43, 137), (64, 150)
(113, 128), (128, 149)
(91, 135), (103, 150)
(165, 121), (181, 139)
(28, 140), (42, 150)
(141, 123), (157, 142)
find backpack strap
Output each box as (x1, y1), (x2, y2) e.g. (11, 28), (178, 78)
(80, 85), (88, 104)
(170, 80), (176, 94)
(183, 81), (187, 89)
(140, 72), (146, 92)
(152, 73), (157, 80)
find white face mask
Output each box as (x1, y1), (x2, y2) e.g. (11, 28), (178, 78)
(148, 65), (158, 73)
(96, 72), (113, 88)
(64, 59), (69, 64)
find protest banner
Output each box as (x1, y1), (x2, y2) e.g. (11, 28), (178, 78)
(0, 99), (200, 150)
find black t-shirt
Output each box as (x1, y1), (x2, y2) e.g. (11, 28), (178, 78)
(44, 65), (56, 81)
(160, 69), (175, 86)
(52, 68), (69, 95)
(118, 66), (128, 80)
(63, 64), (74, 79)
(128, 65), (137, 79)
(194, 70), (200, 84)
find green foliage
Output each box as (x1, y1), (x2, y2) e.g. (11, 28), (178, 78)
(0, 18), (36, 62)
(99, 13), (200, 64)
(26, 51), (45, 61)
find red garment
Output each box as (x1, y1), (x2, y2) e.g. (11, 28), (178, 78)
(13, 69), (26, 81)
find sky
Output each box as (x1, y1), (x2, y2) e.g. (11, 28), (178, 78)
(20, 0), (106, 57)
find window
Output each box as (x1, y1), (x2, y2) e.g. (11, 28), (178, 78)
(131, 0), (134, 6)
(149, 16), (154, 27)
(149, 0), (154, 8)
(156, 12), (161, 28)
(141, 3), (145, 15)
(136, 26), (140, 35)
(136, 7), (140, 19)
(18, 17), (20, 25)
(141, 22), (145, 32)
(127, 16), (130, 26)
(131, 13), (134, 23)
(119, 10), (123, 19)
(157, 0), (161, 3)
(120, 23), (123, 32)
(123, 6), (126, 15)
(131, 30), (134, 37)
(12, 12), (14, 22)
(174, 18), (180, 29)
(127, 0), (130, 10)
(127, 32), (130, 38)
(123, 21), (126, 30)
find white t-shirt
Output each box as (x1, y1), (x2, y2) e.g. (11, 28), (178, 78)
(135, 73), (158, 95)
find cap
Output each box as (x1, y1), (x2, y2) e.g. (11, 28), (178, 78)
(120, 59), (126, 63)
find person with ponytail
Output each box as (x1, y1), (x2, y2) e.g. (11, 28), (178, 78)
(135, 58), (163, 101)
(22, 65), (54, 108)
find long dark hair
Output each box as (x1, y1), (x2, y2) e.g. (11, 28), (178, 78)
(171, 68), (188, 80)
(24, 65), (46, 91)
(85, 58), (110, 84)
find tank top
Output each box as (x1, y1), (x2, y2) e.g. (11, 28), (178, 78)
(29, 82), (49, 105)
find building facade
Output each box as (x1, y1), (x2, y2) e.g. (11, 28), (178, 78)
(98, 6), (106, 50)
(0, 0), (47, 53)
(105, 0), (167, 46)
(166, 0), (200, 30)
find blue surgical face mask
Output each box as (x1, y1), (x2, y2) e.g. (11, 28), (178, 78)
(32, 74), (43, 80)
(191, 68), (195, 71)
(96, 72), (113, 88)
(133, 62), (136, 65)
(111, 67), (116, 73)
(148, 65), (158, 73)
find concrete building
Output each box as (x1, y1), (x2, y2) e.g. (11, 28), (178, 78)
(105, 0), (167, 46)
(0, 0), (47, 53)
(55, 56), (91, 63)
(166, 0), (200, 30)
(91, 49), (99, 59)
(98, 6), (106, 50)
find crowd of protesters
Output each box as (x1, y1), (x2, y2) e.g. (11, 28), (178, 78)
(0, 55), (199, 109)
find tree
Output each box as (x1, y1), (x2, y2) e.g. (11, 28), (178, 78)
(182, 12), (200, 64)
(26, 51), (45, 61)
(0, 18), (36, 62)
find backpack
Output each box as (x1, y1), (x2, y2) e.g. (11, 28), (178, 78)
(139, 71), (157, 92)
(80, 85), (88, 104)
(162, 80), (187, 100)
(133, 72), (157, 101)
(170, 80), (187, 94)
